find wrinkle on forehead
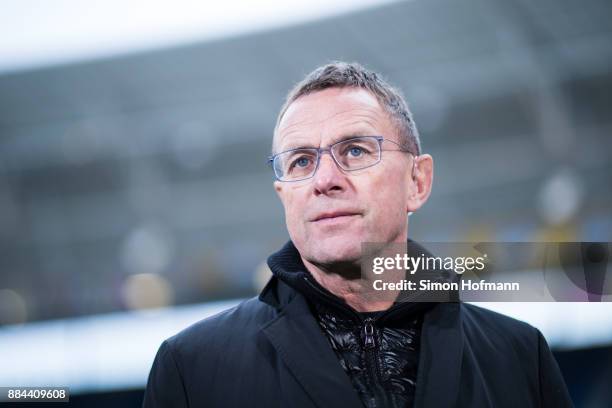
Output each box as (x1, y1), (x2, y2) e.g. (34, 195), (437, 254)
(273, 88), (388, 153)
(280, 112), (380, 148)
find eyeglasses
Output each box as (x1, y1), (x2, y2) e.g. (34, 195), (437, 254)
(268, 136), (414, 182)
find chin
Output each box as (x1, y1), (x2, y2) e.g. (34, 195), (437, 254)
(307, 236), (362, 265)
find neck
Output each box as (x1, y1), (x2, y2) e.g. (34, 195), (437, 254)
(302, 256), (401, 313)
(298, 229), (410, 313)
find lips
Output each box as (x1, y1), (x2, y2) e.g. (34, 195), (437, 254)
(310, 210), (361, 222)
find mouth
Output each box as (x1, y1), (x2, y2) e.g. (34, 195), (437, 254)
(311, 211), (362, 223)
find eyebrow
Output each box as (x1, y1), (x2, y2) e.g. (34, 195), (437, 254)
(280, 131), (377, 152)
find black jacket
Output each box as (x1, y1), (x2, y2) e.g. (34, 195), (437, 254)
(143, 241), (573, 408)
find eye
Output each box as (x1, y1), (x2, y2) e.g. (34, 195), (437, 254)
(287, 154), (314, 172)
(294, 157), (312, 168)
(348, 146), (364, 157)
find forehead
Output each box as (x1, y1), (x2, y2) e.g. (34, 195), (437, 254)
(274, 87), (393, 151)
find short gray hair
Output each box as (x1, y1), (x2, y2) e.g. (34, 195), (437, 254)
(274, 61), (421, 155)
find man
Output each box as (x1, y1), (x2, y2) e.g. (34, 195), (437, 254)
(143, 62), (572, 407)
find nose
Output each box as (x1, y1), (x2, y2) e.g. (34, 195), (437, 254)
(312, 152), (345, 196)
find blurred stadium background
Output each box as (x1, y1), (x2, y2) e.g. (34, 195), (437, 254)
(0, 0), (611, 406)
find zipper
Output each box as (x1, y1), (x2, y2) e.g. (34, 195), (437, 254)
(362, 317), (390, 407)
(363, 318), (376, 349)
(361, 319), (379, 379)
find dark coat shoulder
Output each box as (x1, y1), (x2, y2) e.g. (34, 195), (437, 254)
(456, 303), (572, 408)
(461, 303), (539, 351)
(167, 296), (277, 355)
(143, 296), (286, 408)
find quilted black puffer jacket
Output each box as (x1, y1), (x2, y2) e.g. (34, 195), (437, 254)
(313, 300), (423, 408)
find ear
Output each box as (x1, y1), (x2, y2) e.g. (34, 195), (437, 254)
(406, 154), (433, 213)
(274, 180), (285, 203)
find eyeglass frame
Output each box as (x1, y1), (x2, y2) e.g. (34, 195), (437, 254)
(267, 135), (417, 182)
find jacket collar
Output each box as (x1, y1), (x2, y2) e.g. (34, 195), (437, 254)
(260, 239), (452, 321)
(259, 240), (309, 309)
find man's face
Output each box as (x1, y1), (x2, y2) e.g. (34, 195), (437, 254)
(274, 87), (418, 267)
